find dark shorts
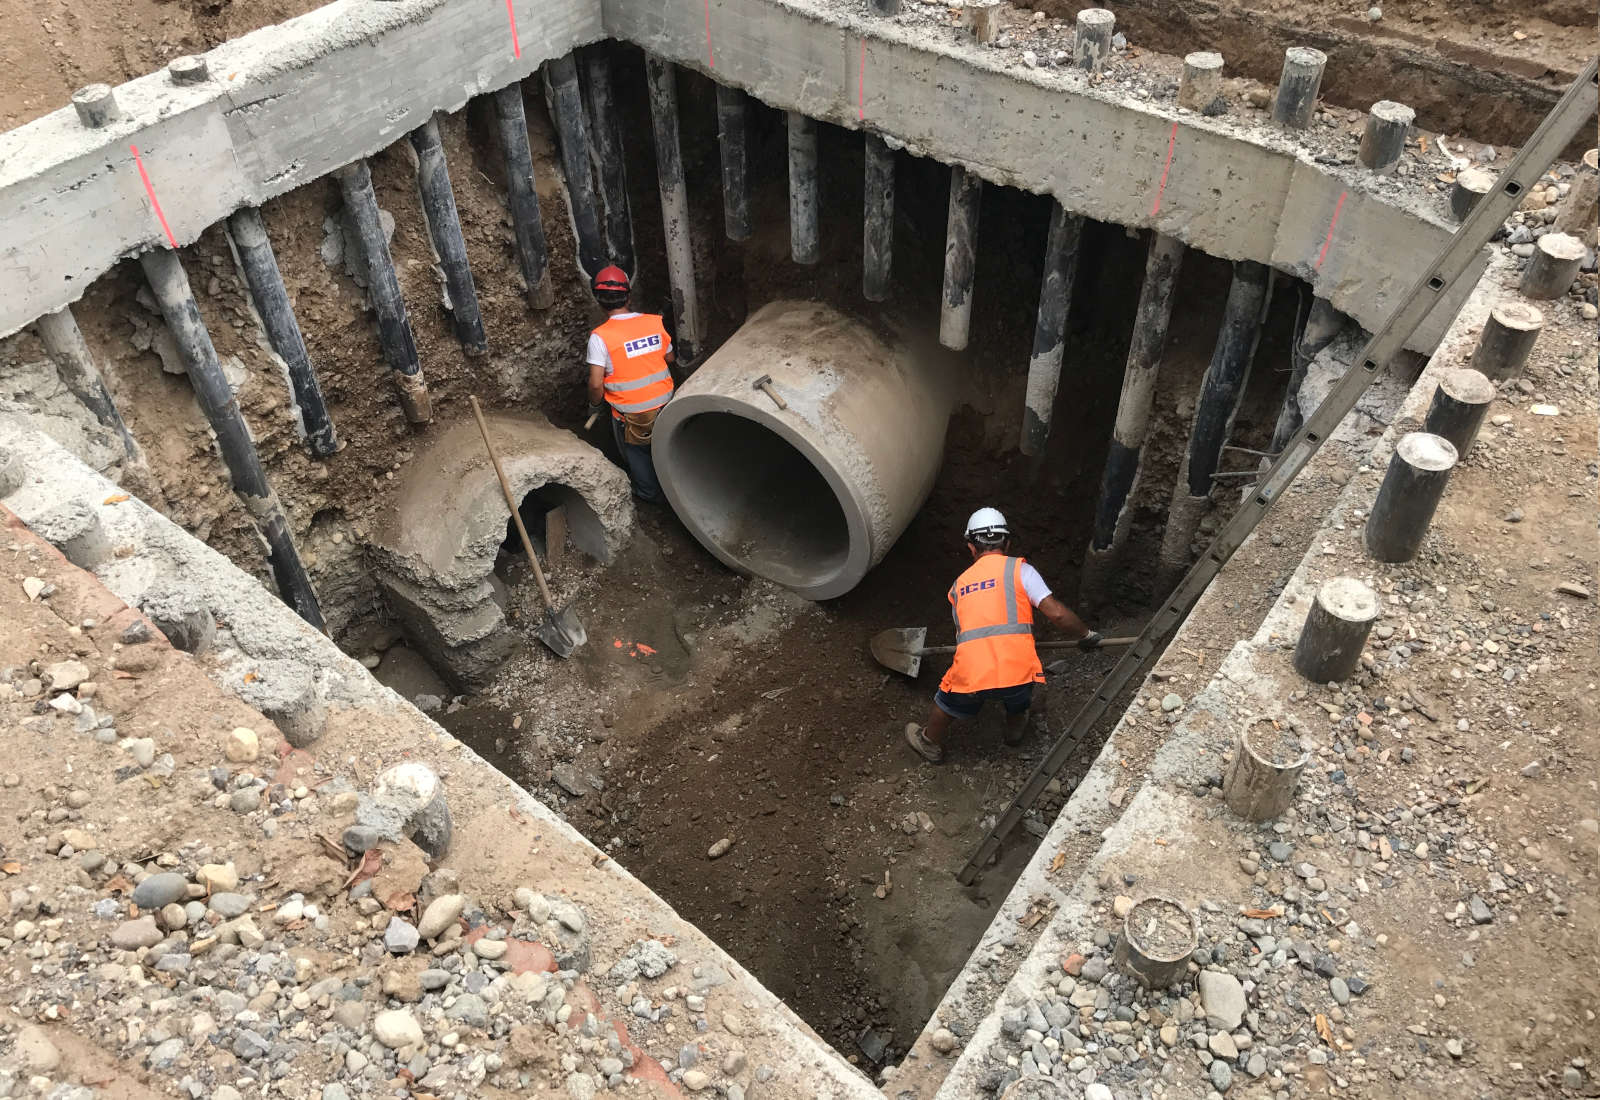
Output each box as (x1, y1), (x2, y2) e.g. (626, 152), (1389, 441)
(934, 682), (1035, 720)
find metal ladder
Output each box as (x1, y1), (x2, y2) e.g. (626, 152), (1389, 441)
(958, 57), (1600, 885)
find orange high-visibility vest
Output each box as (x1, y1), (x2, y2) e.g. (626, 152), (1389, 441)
(939, 554), (1043, 694)
(596, 314), (674, 418)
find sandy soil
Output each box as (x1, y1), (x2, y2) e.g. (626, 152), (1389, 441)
(0, 0), (325, 128)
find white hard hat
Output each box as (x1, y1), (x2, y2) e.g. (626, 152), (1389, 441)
(964, 507), (1010, 543)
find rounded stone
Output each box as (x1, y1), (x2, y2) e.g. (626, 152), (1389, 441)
(373, 1008), (424, 1049)
(132, 871), (189, 910)
(225, 727), (260, 763)
(416, 893), (466, 940)
(16, 1026), (61, 1072)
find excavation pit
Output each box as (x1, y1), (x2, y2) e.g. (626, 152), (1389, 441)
(1, 2), (1593, 1095)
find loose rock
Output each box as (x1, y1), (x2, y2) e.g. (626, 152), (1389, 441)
(373, 1008), (424, 1049)
(417, 893), (466, 939)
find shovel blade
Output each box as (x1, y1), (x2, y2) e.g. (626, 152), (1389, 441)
(870, 626), (927, 677)
(536, 605), (587, 658)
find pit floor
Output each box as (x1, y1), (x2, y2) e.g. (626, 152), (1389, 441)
(373, 490), (1149, 1067)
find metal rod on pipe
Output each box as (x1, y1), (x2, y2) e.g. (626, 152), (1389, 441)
(409, 115), (488, 356)
(1268, 295), (1344, 455)
(138, 248), (325, 632)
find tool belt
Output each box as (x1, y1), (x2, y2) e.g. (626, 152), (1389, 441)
(621, 407), (659, 447)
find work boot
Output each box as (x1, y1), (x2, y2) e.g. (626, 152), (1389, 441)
(904, 723), (944, 764)
(1002, 712), (1030, 747)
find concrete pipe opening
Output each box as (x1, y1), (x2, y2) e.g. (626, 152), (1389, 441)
(655, 300), (954, 600)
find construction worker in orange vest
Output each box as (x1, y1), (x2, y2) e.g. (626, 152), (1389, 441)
(905, 507), (1101, 763)
(585, 266), (676, 503)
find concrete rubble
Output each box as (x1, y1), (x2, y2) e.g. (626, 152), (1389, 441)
(368, 413), (632, 689)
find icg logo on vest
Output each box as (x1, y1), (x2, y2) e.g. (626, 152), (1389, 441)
(958, 579), (998, 596)
(623, 333), (663, 358)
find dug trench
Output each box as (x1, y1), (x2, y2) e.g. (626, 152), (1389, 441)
(0, 45), (1336, 1070)
(374, 56), (1321, 1066)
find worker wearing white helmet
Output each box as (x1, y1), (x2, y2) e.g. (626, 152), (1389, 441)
(905, 507), (1100, 763)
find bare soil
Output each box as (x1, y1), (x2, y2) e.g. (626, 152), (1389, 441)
(1019, 0), (1597, 154)
(0, 0), (326, 128)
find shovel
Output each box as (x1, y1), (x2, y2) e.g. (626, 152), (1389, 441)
(870, 626), (1137, 678)
(469, 396), (587, 658)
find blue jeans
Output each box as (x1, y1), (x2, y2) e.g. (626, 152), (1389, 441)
(934, 682), (1035, 720)
(611, 416), (663, 503)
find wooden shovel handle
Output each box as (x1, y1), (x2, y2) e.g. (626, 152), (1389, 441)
(469, 396), (557, 613)
(916, 636), (1137, 656)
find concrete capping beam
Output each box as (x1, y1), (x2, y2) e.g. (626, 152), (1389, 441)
(2, 0), (1478, 345)
(0, 0), (601, 337)
(606, 0), (1481, 352)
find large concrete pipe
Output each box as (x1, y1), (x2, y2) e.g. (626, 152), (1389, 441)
(653, 301), (953, 600)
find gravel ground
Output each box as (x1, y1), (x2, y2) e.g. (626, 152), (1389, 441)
(0, 508), (876, 1100)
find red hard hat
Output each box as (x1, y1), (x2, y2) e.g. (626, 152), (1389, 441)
(592, 265), (630, 293)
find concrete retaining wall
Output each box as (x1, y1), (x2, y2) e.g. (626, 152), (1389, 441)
(2, 0), (1480, 347)
(0, 0), (600, 337)
(613, 0), (1480, 353)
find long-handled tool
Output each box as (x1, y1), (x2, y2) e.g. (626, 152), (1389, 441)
(469, 396), (587, 658)
(869, 626), (1136, 678)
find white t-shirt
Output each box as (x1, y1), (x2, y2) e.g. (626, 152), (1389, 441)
(586, 313), (671, 377)
(1018, 562), (1052, 607)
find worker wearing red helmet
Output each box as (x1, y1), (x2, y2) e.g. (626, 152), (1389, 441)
(585, 266), (676, 502)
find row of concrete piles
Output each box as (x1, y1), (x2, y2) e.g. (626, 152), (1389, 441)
(1290, 282), (1552, 704)
(23, 13), (1599, 635)
(1058, 256), (1576, 994)
(27, 48), (670, 634)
